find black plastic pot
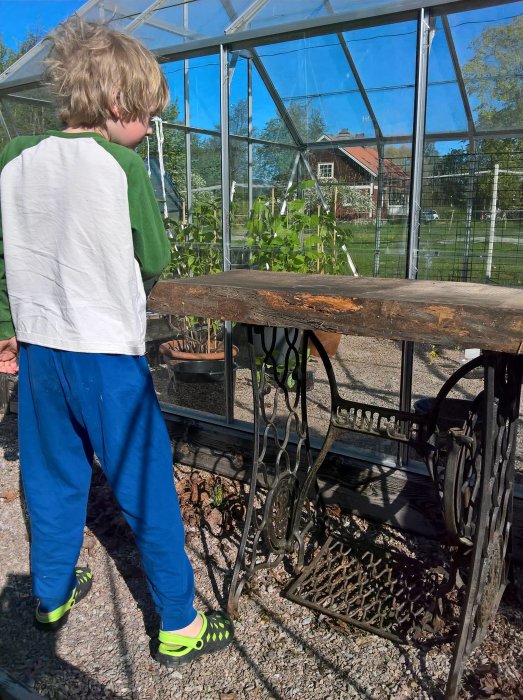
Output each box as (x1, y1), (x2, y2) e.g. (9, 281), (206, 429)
(170, 359), (238, 384)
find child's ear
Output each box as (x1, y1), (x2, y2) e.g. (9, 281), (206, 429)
(109, 104), (121, 120)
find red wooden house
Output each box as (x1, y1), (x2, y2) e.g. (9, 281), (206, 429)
(308, 132), (410, 220)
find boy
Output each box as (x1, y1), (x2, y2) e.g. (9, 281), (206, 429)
(0, 18), (232, 667)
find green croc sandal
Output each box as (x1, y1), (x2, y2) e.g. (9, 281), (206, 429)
(35, 567), (93, 631)
(155, 611), (233, 667)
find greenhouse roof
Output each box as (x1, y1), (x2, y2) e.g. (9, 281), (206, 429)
(1, 0), (522, 145)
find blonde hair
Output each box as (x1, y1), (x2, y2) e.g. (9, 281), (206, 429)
(44, 17), (169, 128)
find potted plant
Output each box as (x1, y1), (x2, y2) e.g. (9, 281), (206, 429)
(245, 184), (354, 358)
(158, 198), (238, 413)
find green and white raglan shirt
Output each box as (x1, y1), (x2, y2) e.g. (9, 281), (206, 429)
(0, 131), (170, 355)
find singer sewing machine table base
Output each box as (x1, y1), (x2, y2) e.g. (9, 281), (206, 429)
(149, 271), (523, 699)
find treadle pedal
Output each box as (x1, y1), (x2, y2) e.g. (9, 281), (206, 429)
(284, 533), (451, 643)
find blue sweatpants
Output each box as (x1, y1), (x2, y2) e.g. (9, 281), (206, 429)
(18, 344), (196, 630)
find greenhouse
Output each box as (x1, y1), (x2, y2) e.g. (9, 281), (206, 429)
(1, 2), (523, 697)
(1, 0), (522, 451)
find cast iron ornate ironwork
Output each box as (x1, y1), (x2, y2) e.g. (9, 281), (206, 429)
(227, 328), (523, 700)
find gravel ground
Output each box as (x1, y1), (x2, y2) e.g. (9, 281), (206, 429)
(1, 335), (523, 700)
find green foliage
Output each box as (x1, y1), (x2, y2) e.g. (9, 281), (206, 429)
(212, 482), (224, 507)
(304, 179), (375, 219)
(462, 16), (523, 129)
(164, 198), (223, 352)
(246, 184), (353, 275)
(0, 31), (41, 73)
(256, 102), (326, 183)
(165, 197), (222, 278)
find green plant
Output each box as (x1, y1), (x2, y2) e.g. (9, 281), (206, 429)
(428, 344), (439, 365)
(246, 195), (310, 272)
(246, 183), (354, 275)
(163, 198), (224, 354)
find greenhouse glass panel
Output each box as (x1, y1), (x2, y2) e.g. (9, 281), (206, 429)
(131, 23), (187, 51)
(0, 87), (59, 140)
(182, 0), (250, 37)
(0, 43), (50, 86)
(188, 55), (220, 131)
(418, 139), (523, 287)
(342, 20), (417, 138)
(252, 143), (298, 196)
(426, 83), (468, 135)
(229, 55), (249, 137)
(251, 63), (294, 145)
(425, 16), (469, 136)
(229, 138), (250, 241)
(241, 0), (403, 31)
(446, 3), (523, 132)
(162, 61), (185, 124)
(256, 35), (371, 143)
(191, 132), (222, 209)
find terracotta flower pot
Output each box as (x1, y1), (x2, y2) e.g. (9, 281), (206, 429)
(159, 339), (239, 364)
(308, 330), (341, 358)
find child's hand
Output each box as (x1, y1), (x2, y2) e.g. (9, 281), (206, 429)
(0, 336), (18, 374)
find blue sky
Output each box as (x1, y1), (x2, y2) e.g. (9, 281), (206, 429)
(0, 0), (83, 48)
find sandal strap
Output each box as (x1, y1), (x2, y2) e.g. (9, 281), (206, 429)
(159, 612), (208, 650)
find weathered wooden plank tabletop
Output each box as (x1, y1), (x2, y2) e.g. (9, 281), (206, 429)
(148, 271), (523, 355)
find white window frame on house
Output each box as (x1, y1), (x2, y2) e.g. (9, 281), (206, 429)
(317, 162), (334, 179)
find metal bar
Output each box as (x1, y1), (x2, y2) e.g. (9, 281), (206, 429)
(220, 0), (237, 21)
(280, 152), (301, 215)
(184, 55), (192, 219)
(225, 0), (270, 34)
(0, 101), (13, 140)
(249, 50), (305, 148)
(442, 16), (476, 140)
(1, 94), (53, 107)
(336, 32), (383, 141)
(461, 145), (476, 281)
(148, 0), (512, 65)
(108, 0), (204, 39)
(406, 9), (431, 281)
(300, 152), (329, 211)
(220, 45), (234, 424)
(228, 50), (240, 85)
(374, 140), (385, 276)
(160, 120), (299, 149)
(0, 100), (19, 137)
(323, 0), (382, 141)
(400, 8), (431, 467)
(123, 0), (167, 33)
(248, 57), (253, 212)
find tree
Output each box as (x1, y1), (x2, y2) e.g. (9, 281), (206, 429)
(462, 16), (523, 129)
(255, 102), (326, 185)
(0, 31), (41, 73)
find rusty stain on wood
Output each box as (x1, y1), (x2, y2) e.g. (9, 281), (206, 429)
(259, 290), (363, 315)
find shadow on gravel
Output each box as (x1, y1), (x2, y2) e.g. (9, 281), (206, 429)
(0, 573), (125, 699)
